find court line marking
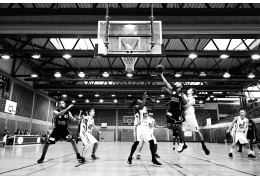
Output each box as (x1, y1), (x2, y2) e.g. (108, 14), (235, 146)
(74, 144), (115, 167)
(0, 153), (74, 175)
(181, 153), (257, 176)
(186, 146), (260, 164)
(25, 159), (72, 176)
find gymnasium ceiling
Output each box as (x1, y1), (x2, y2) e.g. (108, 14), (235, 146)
(0, 3), (260, 106)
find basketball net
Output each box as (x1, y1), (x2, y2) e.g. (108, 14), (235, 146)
(121, 57), (138, 72)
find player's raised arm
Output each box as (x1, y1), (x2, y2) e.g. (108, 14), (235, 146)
(162, 87), (172, 95)
(53, 104), (73, 117)
(159, 73), (173, 91)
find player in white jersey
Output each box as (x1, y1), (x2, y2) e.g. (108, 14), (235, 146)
(127, 92), (162, 166)
(226, 109), (255, 158)
(181, 88), (210, 155)
(136, 112), (164, 159)
(80, 108), (102, 160)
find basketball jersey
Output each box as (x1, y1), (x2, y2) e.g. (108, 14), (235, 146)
(236, 116), (248, 132)
(184, 96), (195, 115)
(149, 118), (155, 133)
(169, 91), (183, 112)
(86, 116), (95, 133)
(54, 109), (69, 129)
(80, 121), (87, 133)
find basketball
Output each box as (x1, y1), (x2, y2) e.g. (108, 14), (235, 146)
(156, 64), (165, 74)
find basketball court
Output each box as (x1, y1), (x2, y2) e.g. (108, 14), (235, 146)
(0, 142), (260, 176)
(1, 2), (260, 177)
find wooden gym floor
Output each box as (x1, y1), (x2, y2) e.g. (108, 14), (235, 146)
(0, 141), (260, 176)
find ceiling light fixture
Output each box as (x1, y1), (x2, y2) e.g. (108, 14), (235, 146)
(78, 94), (83, 97)
(114, 99), (118, 103)
(251, 54), (260, 60)
(54, 71), (61, 78)
(31, 54), (41, 59)
(63, 54), (71, 59)
(220, 54), (229, 59)
(99, 99), (104, 103)
(126, 72), (133, 78)
(160, 94), (165, 97)
(223, 72), (231, 78)
(175, 72), (181, 78)
(189, 53), (197, 59)
(95, 93), (99, 97)
(85, 99), (89, 103)
(72, 100), (76, 103)
(111, 94), (116, 97)
(78, 71), (85, 78)
(102, 71), (109, 77)
(62, 94), (67, 98)
(247, 72), (255, 79)
(31, 73), (38, 78)
(1, 54), (10, 60)
(156, 100), (160, 103)
(199, 72), (206, 77)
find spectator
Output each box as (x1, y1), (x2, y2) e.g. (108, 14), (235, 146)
(19, 130), (24, 135)
(24, 130), (29, 135)
(14, 129), (20, 135)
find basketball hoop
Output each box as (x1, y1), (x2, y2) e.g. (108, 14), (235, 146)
(127, 119), (132, 126)
(122, 57), (138, 72)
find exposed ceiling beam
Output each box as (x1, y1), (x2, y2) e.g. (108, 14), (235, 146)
(24, 77), (260, 83)
(2, 34), (260, 39)
(1, 8), (260, 16)
(1, 9), (260, 39)
(34, 84), (244, 92)
(1, 49), (259, 58)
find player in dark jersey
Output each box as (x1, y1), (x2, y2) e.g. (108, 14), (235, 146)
(127, 92), (162, 166)
(37, 101), (85, 163)
(159, 73), (187, 152)
(237, 119), (260, 155)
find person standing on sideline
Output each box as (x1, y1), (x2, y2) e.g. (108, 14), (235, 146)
(226, 109), (255, 158)
(37, 100), (85, 163)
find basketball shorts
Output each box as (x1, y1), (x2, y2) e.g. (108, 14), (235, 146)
(47, 128), (73, 144)
(235, 131), (249, 144)
(247, 131), (256, 142)
(231, 127), (236, 137)
(80, 132), (98, 146)
(136, 126), (153, 142)
(148, 129), (157, 144)
(166, 111), (185, 124)
(182, 114), (200, 132)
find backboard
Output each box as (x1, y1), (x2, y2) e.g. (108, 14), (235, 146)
(4, 100), (17, 115)
(97, 21), (163, 57)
